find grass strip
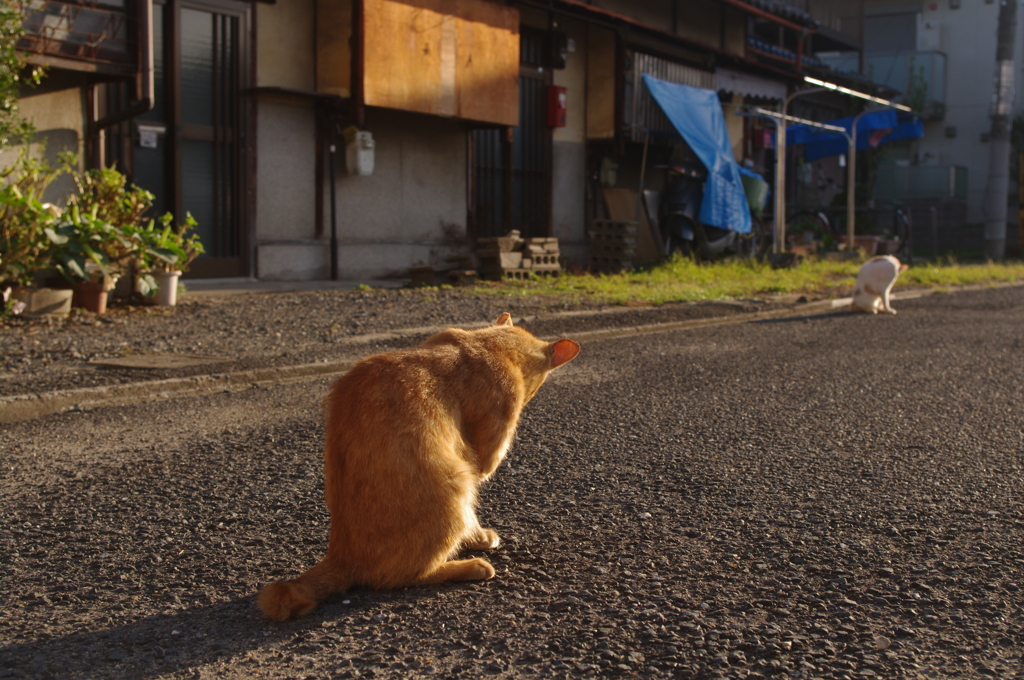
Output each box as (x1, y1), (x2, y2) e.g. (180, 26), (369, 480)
(459, 257), (1024, 307)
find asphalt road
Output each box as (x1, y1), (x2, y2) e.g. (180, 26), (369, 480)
(1, 286), (1022, 680)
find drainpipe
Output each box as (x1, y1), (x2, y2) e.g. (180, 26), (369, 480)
(88, 0), (154, 135)
(983, 0), (1017, 261)
(329, 127), (339, 281)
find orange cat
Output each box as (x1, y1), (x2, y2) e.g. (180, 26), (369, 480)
(258, 313), (580, 621)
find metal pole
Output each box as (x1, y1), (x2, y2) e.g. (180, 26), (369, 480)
(847, 111), (864, 255)
(774, 119), (786, 253)
(775, 87), (827, 254)
(329, 137), (338, 281)
(983, 0), (1017, 260)
(636, 132), (663, 254)
(1019, 152), (1024, 253)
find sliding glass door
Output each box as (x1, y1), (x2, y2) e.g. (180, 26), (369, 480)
(132, 0), (251, 278)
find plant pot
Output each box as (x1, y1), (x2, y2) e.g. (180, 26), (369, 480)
(73, 281), (108, 314)
(838, 235), (881, 257)
(11, 287), (74, 318)
(151, 270), (182, 306)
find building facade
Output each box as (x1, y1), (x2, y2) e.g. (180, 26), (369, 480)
(15, 0), (868, 281)
(818, 0), (1024, 252)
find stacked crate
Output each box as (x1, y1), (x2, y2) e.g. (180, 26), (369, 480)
(588, 219), (637, 272)
(476, 230), (562, 280)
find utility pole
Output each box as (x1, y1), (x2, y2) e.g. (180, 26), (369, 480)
(983, 0), (1017, 261)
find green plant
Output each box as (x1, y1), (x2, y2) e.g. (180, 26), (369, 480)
(134, 212), (204, 295)
(903, 56), (928, 115)
(0, 0), (45, 150)
(44, 203), (128, 284)
(0, 150), (69, 285)
(66, 167), (158, 278)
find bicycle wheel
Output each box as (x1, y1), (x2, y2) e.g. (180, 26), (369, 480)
(893, 210), (912, 260)
(741, 216), (768, 259)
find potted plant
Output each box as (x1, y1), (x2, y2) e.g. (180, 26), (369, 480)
(63, 167), (160, 312)
(43, 203), (134, 314)
(0, 152), (75, 317)
(136, 212), (204, 306)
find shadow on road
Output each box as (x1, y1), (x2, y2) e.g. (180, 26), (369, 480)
(0, 587), (410, 678)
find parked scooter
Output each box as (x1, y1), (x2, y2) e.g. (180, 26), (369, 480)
(654, 162), (765, 260)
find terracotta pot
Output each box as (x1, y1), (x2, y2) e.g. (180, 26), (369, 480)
(73, 281), (108, 314)
(10, 287), (73, 318)
(152, 270), (182, 306)
(838, 235), (882, 257)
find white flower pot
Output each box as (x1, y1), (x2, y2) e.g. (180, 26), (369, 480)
(152, 271), (182, 306)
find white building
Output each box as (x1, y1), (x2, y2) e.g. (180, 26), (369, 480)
(819, 0), (1024, 252)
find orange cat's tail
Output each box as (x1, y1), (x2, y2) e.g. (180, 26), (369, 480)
(257, 560), (350, 621)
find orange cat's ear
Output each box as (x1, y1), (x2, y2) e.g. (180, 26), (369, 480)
(549, 339), (580, 368)
(496, 313), (514, 327)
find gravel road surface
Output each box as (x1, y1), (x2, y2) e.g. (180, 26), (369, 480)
(1, 285), (1022, 680)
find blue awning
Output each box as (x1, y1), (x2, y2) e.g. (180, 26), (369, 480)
(786, 110), (924, 161)
(642, 74), (753, 234)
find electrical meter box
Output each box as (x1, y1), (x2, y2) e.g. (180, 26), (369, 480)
(345, 130), (375, 176)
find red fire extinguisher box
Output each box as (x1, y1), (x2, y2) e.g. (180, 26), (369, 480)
(547, 85), (567, 127)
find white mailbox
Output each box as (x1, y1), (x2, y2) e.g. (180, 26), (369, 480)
(346, 130), (375, 176)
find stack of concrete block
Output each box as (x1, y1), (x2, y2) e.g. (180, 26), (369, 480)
(522, 237), (561, 273)
(476, 230), (562, 280)
(588, 219), (637, 272)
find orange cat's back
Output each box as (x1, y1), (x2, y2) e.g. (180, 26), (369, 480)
(257, 314), (579, 621)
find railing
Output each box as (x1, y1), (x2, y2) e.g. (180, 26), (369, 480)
(17, 0), (135, 67)
(863, 51), (946, 104)
(874, 164), (967, 201)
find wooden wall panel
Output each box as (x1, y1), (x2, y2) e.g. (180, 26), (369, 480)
(675, 0), (720, 49)
(317, 0), (353, 97)
(723, 6), (746, 56)
(362, 0), (519, 125)
(586, 25), (616, 139)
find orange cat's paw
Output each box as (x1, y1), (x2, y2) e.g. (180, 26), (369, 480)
(258, 581), (317, 621)
(467, 558), (497, 581)
(420, 557), (496, 585)
(464, 528), (500, 550)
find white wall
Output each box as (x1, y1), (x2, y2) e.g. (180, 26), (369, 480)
(6, 87), (86, 204)
(254, 98), (322, 280)
(330, 107), (470, 280)
(913, 0), (1024, 223)
(256, 0), (315, 90)
(253, 0), (324, 280)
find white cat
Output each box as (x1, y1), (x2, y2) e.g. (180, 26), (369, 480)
(850, 255), (908, 315)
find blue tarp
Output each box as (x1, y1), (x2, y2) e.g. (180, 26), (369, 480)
(786, 110), (924, 161)
(643, 74), (754, 234)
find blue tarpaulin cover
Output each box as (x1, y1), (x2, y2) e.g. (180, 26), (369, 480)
(786, 110), (924, 161)
(643, 74), (753, 234)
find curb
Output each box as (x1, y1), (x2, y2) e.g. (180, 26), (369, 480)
(0, 359), (360, 424)
(0, 282), (1012, 424)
